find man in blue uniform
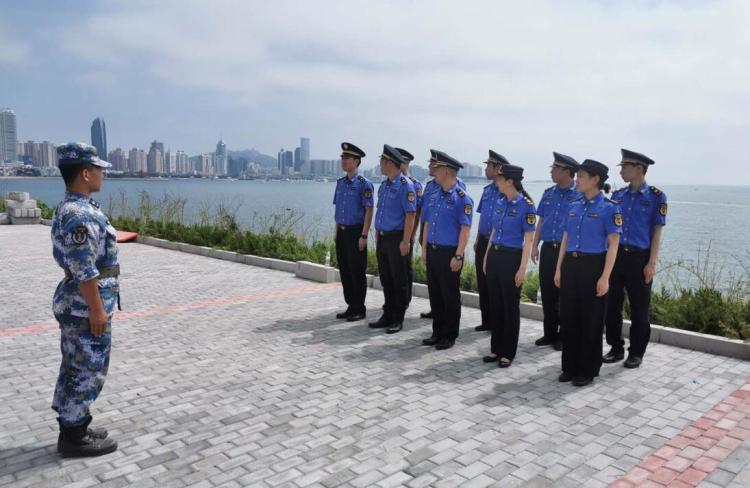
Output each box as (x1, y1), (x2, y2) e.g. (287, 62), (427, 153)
(369, 145), (417, 334)
(420, 151), (473, 350)
(418, 151), (467, 320)
(51, 142), (119, 457)
(474, 150), (509, 332)
(603, 149), (667, 368)
(396, 147), (422, 308)
(333, 142), (374, 322)
(531, 152), (581, 350)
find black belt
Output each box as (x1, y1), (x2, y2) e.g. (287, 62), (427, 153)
(63, 264), (120, 280)
(542, 241), (561, 249)
(491, 244), (522, 253)
(620, 246), (649, 254)
(427, 243), (456, 250)
(338, 224), (363, 230)
(477, 234), (490, 241)
(566, 251), (605, 258)
(377, 230), (403, 236)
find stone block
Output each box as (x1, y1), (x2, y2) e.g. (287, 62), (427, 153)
(460, 291), (480, 308)
(296, 261), (336, 283)
(519, 302), (544, 322)
(413, 283), (429, 299)
(7, 191), (29, 201)
(244, 254), (272, 268)
(268, 258), (298, 274)
(0, 213), (10, 225)
(5, 198), (38, 209)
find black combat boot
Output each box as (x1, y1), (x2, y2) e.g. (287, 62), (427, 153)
(57, 417), (117, 458)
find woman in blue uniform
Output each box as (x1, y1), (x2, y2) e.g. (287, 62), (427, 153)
(482, 164), (536, 368)
(554, 159), (621, 387)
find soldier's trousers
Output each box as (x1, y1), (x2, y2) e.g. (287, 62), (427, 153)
(335, 224), (368, 313)
(52, 314), (111, 427)
(376, 232), (410, 323)
(605, 247), (652, 357)
(426, 244), (461, 341)
(486, 246), (522, 360)
(474, 235), (491, 328)
(539, 241), (562, 341)
(560, 253), (607, 378)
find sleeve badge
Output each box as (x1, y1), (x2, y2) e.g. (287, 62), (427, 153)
(526, 214), (537, 225)
(407, 191), (415, 202)
(364, 189), (372, 198)
(614, 213), (623, 226)
(464, 204), (472, 215)
(659, 203), (668, 216)
(72, 225), (88, 245)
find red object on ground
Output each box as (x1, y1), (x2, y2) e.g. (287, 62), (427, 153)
(116, 231), (138, 243)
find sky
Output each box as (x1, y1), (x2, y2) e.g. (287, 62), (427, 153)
(1, 0), (749, 184)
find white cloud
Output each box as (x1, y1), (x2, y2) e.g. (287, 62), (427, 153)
(0, 22), (30, 64)
(56, 0), (750, 183)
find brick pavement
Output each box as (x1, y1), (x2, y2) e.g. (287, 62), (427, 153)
(1, 225), (749, 487)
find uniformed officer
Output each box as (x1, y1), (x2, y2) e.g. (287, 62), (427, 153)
(333, 142), (375, 322)
(418, 151), (467, 320)
(554, 159), (621, 387)
(420, 151), (473, 350)
(474, 150), (509, 332)
(482, 164), (536, 367)
(531, 152), (582, 351)
(396, 147), (423, 308)
(603, 149), (667, 368)
(369, 145), (417, 334)
(51, 142), (119, 457)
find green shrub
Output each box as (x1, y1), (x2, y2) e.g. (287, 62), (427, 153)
(521, 270), (539, 303)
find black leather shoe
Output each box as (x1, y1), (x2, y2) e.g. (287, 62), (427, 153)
(368, 316), (390, 328)
(558, 372), (573, 382)
(534, 336), (555, 346)
(475, 324), (490, 332)
(624, 355), (642, 368)
(420, 311), (433, 319)
(347, 311), (366, 322)
(422, 336), (438, 346)
(602, 348), (625, 363)
(553, 341), (563, 351)
(482, 355), (498, 363)
(435, 339), (454, 350)
(572, 376), (593, 387)
(336, 309), (352, 319)
(498, 358), (512, 368)
(386, 322), (403, 334)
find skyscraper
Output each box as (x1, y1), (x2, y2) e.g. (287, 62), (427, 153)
(1, 109), (18, 163)
(300, 137), (310, 175)
(90, 117), (107, 159)
(214, 139), (227, 175)
(147, 141), (164, 174)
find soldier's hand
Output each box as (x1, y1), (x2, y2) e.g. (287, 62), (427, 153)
(89, 308), (109, 337)
(531, 246), (539, 264)
(515, 269), (525, 288)
(554, 270), (561, 288)
(596, 276), (609, 297)
(358, 237), (367, 251)
(399, 240), (409, 256)
(643, 262), (656, 284)
(450, 257), (463, 272)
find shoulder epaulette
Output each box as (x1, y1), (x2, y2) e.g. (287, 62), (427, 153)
(358, 175), (366, 182)
(456, 188), (465, 197)
(524, 196), (533, 205)
(408, 175), (417, 182)
(89, 199), (100, 209)
(399, 176), (407, 184)
(650, 186), (662, 196)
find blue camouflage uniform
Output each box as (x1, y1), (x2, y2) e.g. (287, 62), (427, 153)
(51, 143), (119, 428)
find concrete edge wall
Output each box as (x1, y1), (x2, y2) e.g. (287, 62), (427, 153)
(67, 228), (747, 361)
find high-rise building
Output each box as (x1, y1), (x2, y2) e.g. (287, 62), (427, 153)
(128, 148), (147, 174)
(1, 109), (18, 163)
(175, 150), (189, 174)
(107, 148), (127, 172)
(17, 140), (57, 168)
(277, 148), (294, 175)
(214, 139), (227, 175)
(164, 149), (177, 175)
(90, 117), (107, 159)
(147, 141), (164, 174)
(299, 137), (310, 175)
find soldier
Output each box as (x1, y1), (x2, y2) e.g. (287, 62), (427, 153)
(368, 145), (417, 334)
(482, 164), (536, 367)
(531, 153), (582, 351)
(51, 142), (119, 457)
(333, 142), (374, 322)
(554, 159), (621, 387)
(396, 147), (422, 308)
(474, 150), (509, 332)
(418, 151), (467, 320)
(420, 151), (473, 350)
(603, 149), (667, 368)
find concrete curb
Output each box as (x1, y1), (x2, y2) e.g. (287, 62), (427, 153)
(115, 233), (750, 360)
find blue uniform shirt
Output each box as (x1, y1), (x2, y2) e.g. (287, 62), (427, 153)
(477, 183), (504, 237)
(51, 191), (120, 318)
(610, 183), (667, 249)
(375, 175), (417, 231)
(333, 173), (374, 226)
(537, 182), (582, 242)
(490, 193), (537, 249)
(406, 175), (424, 210)
(421, 177), (466, 222)
(562, 193), (622, 254)
(423, 183), (474, 246)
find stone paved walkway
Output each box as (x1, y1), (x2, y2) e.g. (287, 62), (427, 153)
(1, 225), (749, 488)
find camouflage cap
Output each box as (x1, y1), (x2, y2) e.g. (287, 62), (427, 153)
(57, 142), (111, 168)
